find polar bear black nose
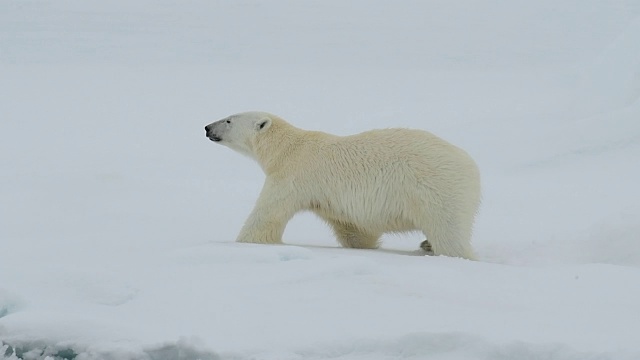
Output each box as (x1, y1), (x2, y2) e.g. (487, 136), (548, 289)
(205, 125), (211, 133)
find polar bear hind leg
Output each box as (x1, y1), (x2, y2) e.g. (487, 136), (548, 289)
(418, 214), (476, 260)
(420, 240), (434, 255)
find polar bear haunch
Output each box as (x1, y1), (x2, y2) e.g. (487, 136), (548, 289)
(205, 112), (481, 260)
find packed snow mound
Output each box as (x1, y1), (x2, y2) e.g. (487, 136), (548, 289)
(2, 243), (640, 359)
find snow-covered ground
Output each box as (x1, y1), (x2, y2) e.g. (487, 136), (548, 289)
(2, 1), (640, 359)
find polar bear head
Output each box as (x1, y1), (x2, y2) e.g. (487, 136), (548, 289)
(205, 111), (273, 158)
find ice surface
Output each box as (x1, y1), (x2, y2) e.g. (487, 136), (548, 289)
(1, 1), (640, 359)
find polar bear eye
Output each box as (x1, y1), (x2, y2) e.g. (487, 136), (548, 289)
(226, 120), (231, 124)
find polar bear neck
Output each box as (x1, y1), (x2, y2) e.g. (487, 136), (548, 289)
(252, 118), (307, 175)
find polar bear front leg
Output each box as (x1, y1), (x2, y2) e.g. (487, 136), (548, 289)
(236, 180), (297, 245)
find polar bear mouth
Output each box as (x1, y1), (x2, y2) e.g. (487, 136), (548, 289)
(208, 135), (222, 142)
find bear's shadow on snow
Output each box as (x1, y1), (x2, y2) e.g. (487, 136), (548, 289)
(295, 244), (427, 257)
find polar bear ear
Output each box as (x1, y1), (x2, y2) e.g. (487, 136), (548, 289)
(256, 117), (272, 132)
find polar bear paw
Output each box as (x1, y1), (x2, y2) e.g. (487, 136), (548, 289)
(420, 240), (434, 255)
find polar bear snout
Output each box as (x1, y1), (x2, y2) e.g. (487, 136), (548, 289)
(204, 123), (222, 142)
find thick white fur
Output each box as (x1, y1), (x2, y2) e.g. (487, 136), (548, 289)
(206, 111), (481, 260)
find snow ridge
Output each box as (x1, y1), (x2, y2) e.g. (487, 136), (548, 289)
(4, 333), (640, 360)
(1, 340), (221, 360)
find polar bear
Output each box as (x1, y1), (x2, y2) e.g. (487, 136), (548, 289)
(205, 112), (481, 260)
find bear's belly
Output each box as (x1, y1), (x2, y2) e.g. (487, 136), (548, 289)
(308, 200), (416, 233)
